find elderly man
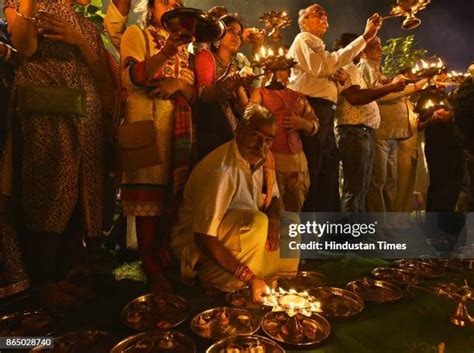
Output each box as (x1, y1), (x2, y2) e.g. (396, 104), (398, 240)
(288, 4), (382, 212)
(171, 105), (299, 301)
(359, 37), (428, 213)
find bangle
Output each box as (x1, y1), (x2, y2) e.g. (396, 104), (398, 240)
(5, 45), (12, 62)
(16, 10), (35, 21)
(234, 264), (255, 283)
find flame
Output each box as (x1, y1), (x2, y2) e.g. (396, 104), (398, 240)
(278, 47), (284, 56)
(437, 58), (443, 68)
(268, 48), (274, 56)
(425, 99), (434, 109)
(260, 47), (266, 57)
(282, 11), (287, 16)
(255, 54), (260, 62)
(421, 60), (429, 69)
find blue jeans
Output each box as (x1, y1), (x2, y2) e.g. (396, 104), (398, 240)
(336, 125), (375, 212)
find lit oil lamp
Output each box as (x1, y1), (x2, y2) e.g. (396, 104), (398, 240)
(382, 0), (431, 30)
(261, 287), (330, 345)
(252, 45), (297, 74)
(259, 10), (292, 42)
(411, 58), (447, 79)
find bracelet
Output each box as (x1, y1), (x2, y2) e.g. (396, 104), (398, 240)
(234, 263), (254, 283)
(16, 10), (35, 21)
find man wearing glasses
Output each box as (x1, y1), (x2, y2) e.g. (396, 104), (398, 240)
(288, 4), (382, 212)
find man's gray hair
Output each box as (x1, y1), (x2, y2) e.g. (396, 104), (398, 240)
(298, 8), (309, 32)
(239, 104), (275, 128)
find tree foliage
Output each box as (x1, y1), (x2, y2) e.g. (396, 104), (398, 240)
(73, 0), (110, 46)
(382, 35), (428, 78)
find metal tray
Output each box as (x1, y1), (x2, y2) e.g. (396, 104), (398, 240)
(226, 286), (273, 312)
(372, 267), (420, 286)
(394, 259), (445, 278)
(307, 287), (364, 319)
(206, 334), (286, 353)
(269, 271), (327, 292)
(261, 312), (330, 346)
(31, 330), (115, 353)
(190, 307), (260, 340)
(346, 279), (403, 303)
(121, 294), (190, 331)
(110, 331), (195, 353)
(0, 310), (57, 337)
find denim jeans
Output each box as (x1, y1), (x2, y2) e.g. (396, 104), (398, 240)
(336, 125), (375, 212)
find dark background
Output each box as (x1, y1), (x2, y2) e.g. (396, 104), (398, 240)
(184, 0), (474, 70)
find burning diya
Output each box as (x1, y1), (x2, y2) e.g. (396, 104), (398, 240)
(346, 278), (403, 304)
(411, 58), (446, 79)
(190, 307), (260, 340)
(121, 294), (190, 331)
(382, 0), (431, 30)
(409, 281), (474, 327)
(259, 11), (292, 42)
(111, 331), (196, 353)
(206, 335), (286, 353)
(253, 46), (298, 75)
(269, 271), (327, 292)
(372, 267), (420, 286)
(395, 259), (445, 278)
(260, 287), (330, 346)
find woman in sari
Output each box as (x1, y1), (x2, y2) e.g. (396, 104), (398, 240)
(194, 14), (252, 159)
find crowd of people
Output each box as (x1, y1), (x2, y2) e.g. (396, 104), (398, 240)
(0, 0), (473, 302)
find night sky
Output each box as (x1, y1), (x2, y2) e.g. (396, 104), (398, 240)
(1, 0), (473, 70)
(184, 0), (474, 71)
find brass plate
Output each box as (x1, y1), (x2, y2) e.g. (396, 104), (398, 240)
(394, 259), (445, 278)
(308, 287), (365, 319)
(190, 307), (259, 340)
(346, 279), (403, 303)
(270, 271), (327, 292)
(261, 312), (330, 346)
(206, 335), (286, 353)
(121, 294), (190, 331)
(161, 8), (226, 43)
(31, 331), (115, 353)
(226, 286), (272, 312)
(0, 310), (56, 337)
(110, 331), (195, 353)
(372, 267), (420, 286)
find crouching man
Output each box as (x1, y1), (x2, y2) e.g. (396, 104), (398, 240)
(171, 104), (299, 302)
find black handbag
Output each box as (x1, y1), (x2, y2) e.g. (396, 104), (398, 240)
(16, 60), (86, 117)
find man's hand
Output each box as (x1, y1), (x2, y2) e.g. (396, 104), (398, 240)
(362, 13), (382, 42)
(390, 74), (408, 92)
(330, 67), (349, 85)
(432, 108), (453, 123)
(283, 115), (311, 133)
(266, 216), (280, 251)
(248, 276), (269, 303)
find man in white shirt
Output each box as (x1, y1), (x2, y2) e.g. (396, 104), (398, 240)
(171, 105), (299, 301)
(333, 33), (407, 212)
(288, 4), (382, 212)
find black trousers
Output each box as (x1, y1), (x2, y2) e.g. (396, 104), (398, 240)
(425, 144), (464, 212)
(302, 97), (340, 212)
